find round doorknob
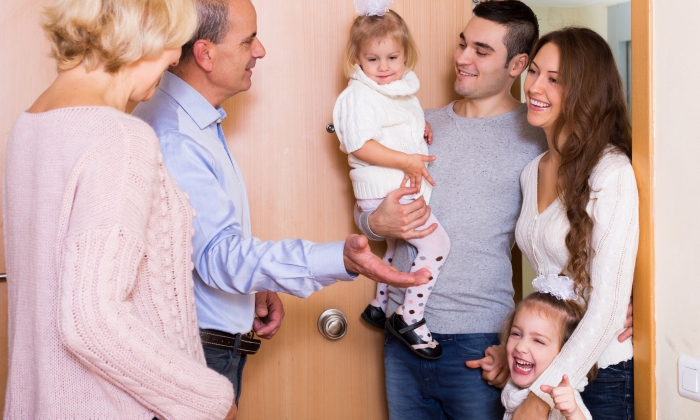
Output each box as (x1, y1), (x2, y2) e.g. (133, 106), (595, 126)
(317, 309), (348, 340)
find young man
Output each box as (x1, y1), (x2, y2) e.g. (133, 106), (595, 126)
(132, 0), (429, 417)
(355, 2), (546, 418)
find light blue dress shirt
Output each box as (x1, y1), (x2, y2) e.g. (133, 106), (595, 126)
(132, 72), (353, 335)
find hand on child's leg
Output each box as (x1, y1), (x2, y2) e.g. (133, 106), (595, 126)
(540, 374), (586, 420)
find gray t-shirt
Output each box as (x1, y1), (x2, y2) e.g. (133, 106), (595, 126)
(356, 102), (547, 334)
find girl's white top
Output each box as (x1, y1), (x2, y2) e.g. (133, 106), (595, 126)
(333, 66), (432, 202)
(501, 379), (592, 420)
(515, 147), (639, 408)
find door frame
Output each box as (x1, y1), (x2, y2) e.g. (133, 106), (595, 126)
(631, 0), (655, 419)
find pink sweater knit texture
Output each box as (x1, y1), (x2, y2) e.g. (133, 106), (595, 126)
(3, 107), (233, 419)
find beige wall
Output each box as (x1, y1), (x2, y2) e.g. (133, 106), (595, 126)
(653, 0), (700, 417)
(530, 4), (608, 38)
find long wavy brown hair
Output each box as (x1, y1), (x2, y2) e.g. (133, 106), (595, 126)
(531, 27), (631, 301)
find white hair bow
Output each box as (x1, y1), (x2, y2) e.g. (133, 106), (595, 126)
(532, 274), (579, 301)
(354, 0), (394, 16)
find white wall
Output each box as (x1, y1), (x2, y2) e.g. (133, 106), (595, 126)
(653, 0), (700, 417)
(530, 4), (608, 37)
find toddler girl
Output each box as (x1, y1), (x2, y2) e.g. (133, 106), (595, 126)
(501, 278), (595, 420)
(332, 3), (449, 359)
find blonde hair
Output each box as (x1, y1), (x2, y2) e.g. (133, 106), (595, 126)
(42, 0), (198, 73)
(343, 10), (418, 78)
(500, 293), (597, 381)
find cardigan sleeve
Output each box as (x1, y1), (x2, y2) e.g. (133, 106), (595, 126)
(333, 83), (384, 154)
(529, 160), (639, 408)
(57, 127), (233, 420)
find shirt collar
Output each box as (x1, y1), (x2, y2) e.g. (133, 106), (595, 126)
(158, 71), (227, 129)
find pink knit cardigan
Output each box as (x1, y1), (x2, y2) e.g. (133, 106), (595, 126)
(3, 107), (233, 419)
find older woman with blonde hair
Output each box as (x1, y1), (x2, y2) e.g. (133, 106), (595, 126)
(3, 0), (236, 418)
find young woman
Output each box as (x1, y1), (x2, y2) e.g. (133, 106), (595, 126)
(514, 27), (638, 420)
(3, 0), (236, 418)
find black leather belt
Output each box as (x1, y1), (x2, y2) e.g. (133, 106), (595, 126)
(200, 329), (261, 355)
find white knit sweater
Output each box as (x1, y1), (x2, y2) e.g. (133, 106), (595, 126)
(333, 66), (432, 202)
(3, 107), (233, 419)
(515, 148), (639, 408)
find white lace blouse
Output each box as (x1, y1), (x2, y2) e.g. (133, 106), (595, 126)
(515, 147), (639, 408)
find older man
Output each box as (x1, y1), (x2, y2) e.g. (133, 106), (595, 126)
(132, 0), (428, 416)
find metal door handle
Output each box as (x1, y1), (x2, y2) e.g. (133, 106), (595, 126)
(317, 309), (347, 340)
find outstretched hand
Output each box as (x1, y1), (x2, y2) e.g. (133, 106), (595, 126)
(465, 344), (509, 388)
(541, 375), (585, 419)
(342, 234), (431, 287)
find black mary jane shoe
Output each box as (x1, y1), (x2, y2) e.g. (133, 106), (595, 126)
(385, 313), (442, 360)
(361, 304), (387, 329)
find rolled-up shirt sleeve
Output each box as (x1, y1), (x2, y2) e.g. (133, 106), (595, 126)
(159, 130), (353, 298)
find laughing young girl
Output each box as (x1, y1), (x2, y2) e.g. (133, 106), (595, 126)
(501, 288), (595, 420)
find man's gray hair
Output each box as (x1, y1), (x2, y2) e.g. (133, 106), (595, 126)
(180, 0), (230, 62)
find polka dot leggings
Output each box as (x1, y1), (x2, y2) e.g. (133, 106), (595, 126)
(358, 198), (451, 341)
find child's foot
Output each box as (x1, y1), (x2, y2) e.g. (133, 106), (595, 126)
(385, 308), (441, 360)
(361, 299), (386, 329)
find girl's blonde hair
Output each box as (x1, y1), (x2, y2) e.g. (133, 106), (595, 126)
(500, 292), (597, 381)
(343, 10), (418, 78)
(42, 0), (198, 73)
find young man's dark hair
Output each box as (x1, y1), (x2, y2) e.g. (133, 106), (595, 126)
(473, 0), (539, 67)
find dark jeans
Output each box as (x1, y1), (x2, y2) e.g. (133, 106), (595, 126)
(384, 331), (504, 420)
(203, 345), (248, 405)
(580, 359), (634, 420)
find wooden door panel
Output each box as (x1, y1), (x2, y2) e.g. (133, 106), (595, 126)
(230, 2), (470, 418)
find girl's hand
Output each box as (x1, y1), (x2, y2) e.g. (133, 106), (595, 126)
(465, 344), (510, 388)
(424, 122), (433, 144)
(401, 154), (436, 188)
(540, 375), (584, 420)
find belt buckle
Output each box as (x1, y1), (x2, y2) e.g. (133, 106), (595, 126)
(237, 331), (261, 355)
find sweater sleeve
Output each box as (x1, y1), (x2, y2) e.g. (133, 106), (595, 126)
(333, 84), (384, 154)
(529, 161), (639, 407)
(57, 125), (233, 420)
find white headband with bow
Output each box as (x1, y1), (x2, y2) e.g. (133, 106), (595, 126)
(532, 274), (579, 301)
(354, 0), (394, 16)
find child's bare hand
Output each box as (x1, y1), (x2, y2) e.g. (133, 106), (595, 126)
(424, 122), (433, 144)
(540, 375), (583, 419)
(401, 154), (436, 188)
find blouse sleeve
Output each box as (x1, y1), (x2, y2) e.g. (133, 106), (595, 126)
(333, 84), (384, 154)
(529, 160), (639, 408)
(57, 126), (233, 420)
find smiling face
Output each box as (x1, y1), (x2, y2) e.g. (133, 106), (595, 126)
(357, 36), (406, 85)
(453, 17), (514, 100)
(524, 42), (563, 138)
(210, 0), (266, 98)
(506, 306), (563, 388)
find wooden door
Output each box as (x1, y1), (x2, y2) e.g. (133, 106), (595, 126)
(0, 0), (57, 414)
(228, 1), (470, 418)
